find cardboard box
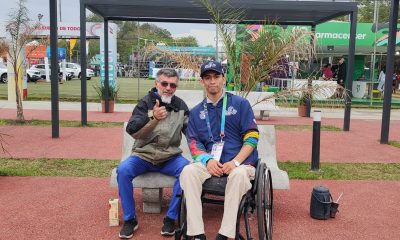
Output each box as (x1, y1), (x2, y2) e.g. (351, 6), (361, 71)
(109, 198), (119, 227)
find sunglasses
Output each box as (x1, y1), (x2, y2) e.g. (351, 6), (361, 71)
(158, 81), (178, 89)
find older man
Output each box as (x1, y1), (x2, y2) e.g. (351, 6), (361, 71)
(180, 61), (259, 240)
(117, 69), (190, 239)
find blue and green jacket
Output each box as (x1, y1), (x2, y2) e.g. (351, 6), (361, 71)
(187, 92), (259, 166)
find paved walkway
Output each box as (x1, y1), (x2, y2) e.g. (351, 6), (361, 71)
(1, 100), (400, 239)
(1, 101), (399, 162)
(2, 100), (400, 120)
(0, 177), (399, 240)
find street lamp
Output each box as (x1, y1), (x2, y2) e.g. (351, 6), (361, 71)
(37, 13), (43, 22)
(59, 0), (62, 22)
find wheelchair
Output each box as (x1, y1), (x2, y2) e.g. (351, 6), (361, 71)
(175, 161), (273, 240)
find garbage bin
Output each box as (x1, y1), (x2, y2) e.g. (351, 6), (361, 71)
(310, 186), (332, 220)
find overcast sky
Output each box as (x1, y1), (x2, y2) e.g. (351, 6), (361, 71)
(0, 0), (217, 47)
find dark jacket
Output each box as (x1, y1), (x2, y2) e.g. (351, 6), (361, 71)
(126, 88), (189, 165)
(337, 62), (346, 84)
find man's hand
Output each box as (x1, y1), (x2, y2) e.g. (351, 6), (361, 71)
(206, 159), (224, 177)
(222, 161), (236, 175)
(153, 99), (167, 120)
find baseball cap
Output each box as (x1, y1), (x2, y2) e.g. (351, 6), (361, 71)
(200, 60), (224, 78)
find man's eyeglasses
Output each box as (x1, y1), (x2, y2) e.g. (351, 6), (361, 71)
(158, 81), (177, 89)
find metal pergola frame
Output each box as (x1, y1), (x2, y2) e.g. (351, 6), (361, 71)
(380, 0), (399, 143)
(49, 0), (362, 138)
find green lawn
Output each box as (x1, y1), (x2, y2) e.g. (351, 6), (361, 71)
(275, 124), (342, 131)
(1, 77), (399, 107)
(278, 162), (400, 181)
(0, 77), (203, 102)
(0, 119), (123, 128)
(0, 158), (119, 177)
(0, 119), (343, 132)
(389, 140), (400, 148)
(1, 157), (399, 180)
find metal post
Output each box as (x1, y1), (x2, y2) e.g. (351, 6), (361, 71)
(215, 25), (219, 61)
(311, 110), (322, 171)
(380, 0), (399, 144)
(343, 9), (358, 131)
(306, 78), (312, 117)
(80, 0), (87, 125)
(310, 24), (316, 54)
(50, 0), (59, 138)
(370, 1), (380, 105)
(58, 0), (62, 22)
(104, 19), (110, 113)
(306, 25), (316, 118)
(137, 22), (141, 101)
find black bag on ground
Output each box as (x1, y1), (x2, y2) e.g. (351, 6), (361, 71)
(310, 186), (333, 220)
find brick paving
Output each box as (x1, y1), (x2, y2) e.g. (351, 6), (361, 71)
(0, 102), (399, 239)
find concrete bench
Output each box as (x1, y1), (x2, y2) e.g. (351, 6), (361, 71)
(257, 125), (290, 190)
(110, 123), (191, 213)
(174, 89), (205, 109)
(175, 89), (277, 120)
(110, 123), (289, 213)
(239, 91), (277, 120)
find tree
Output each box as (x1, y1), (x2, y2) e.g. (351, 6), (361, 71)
(0, 0), (43, 122)
(333, 1), (394, 23)
(85, 13), (202, 64)
(86, 13), (103, 23)
(357, 0), (393, 23)
(0, 132), (10, 156)
(173, 36), (199, 47)
(87, 39), (100, 63)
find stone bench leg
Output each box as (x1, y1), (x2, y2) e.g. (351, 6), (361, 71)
(142, 188), (163, 213)
(260, 110), (270, 120)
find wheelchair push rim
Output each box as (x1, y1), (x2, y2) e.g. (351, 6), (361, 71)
(256, 163), (273, 240)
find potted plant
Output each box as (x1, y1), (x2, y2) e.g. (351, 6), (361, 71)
(297, 93), (310, 117)
(93, 83), (120, 113)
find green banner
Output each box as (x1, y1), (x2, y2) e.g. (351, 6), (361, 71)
(314, 22), (398, 46)
(239, 22), (400, 47)
(292, 22), (400, 47)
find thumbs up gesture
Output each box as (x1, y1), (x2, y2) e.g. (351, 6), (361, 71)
(153, 99), (167, 120)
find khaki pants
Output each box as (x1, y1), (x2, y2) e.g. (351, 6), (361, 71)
(180, 162), (255, 238)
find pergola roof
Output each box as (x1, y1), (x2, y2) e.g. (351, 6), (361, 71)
(84, 0), (358, 25)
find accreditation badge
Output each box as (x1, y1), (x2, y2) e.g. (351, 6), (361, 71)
(211, 142), (224, 162)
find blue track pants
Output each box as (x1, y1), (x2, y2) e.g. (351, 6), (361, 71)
(117, 154), (189, 221)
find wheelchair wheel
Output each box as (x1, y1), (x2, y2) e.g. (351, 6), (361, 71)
(175, 194), (188, 240)
(256, 164), (273, 240)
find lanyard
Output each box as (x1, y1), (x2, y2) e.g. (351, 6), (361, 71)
(203, 94), (227, 143)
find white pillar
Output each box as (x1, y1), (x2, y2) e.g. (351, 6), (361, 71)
(62, 59), (66, 81)
(44, 57), (50, 82)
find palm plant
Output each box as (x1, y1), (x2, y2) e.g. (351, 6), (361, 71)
(239, 25), (314, 98)
(200, 0), (314, 97)
(143, 0), (348, 110)
(199, 0), (351, 110)
(93, 83), (120, 101)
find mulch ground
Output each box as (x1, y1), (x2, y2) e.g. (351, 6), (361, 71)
(1, 109), (400, 239)
(1, 117), (399, 162)
(0, 177), (399, 240)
